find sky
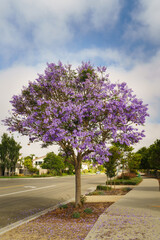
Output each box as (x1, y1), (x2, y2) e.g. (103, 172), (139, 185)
(0, 0), (160, 157)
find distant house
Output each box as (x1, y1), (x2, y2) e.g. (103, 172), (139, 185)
(33, 156), (48, 175)
(33, 155), (46, 169)
(0, 161), (23, 176)
(15, 163), (23, 175)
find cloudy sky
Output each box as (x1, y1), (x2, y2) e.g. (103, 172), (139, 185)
(0, 0), (160, 157)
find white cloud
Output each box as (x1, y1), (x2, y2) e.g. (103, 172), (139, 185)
(0, 0), (122, 58)
(125, 0), (160, 44)
(0, 65), (38, 117)
(59, 47), (133, 70)
(134, 123), (160, 151)
(108, 50), (160, 105)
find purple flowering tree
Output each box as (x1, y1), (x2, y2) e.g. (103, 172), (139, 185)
(4, 62), (149, 206)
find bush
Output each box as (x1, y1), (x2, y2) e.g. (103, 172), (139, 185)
(121, 187), (133, 192)
(106, 177), (142, 185)
(84, 208), (93, 214)
(32, 174), (50, 177)
(72, 212), (80, 218)
(50, 169), (58, 176)
(88, 191), (105, 195)
(62, 173), (68, 176)
(117, 172), (137, 180)
(96, 185), (112, 191)
(59, 204), (68, 209)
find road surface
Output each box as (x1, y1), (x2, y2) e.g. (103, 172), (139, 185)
(0, 174), (106, 229)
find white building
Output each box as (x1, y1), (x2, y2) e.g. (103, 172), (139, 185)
(33, 156), (48, 175)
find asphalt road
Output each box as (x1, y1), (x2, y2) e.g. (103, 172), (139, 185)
(0, 174), (106, 229)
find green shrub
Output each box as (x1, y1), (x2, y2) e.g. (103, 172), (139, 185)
(88, 191), (105, 195)
(62, 173), (68, 176)
(32, 174), (49, 177)
(96, 185), (112, 191)
(117, 172), (137, 180)
(82, 170), (88, 174)
(121, 187), (133, 192)
(84, 208), (93, 214)
(59, 204), (68, 209)
(72, 212), (80, 218)
(106, 177), (142, 185)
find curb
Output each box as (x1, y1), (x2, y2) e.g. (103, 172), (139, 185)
(0, 198), (74, 236)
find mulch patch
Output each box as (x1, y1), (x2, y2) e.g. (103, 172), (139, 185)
(1, 202), (113, 240)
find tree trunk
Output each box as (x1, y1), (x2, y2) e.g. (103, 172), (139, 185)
(106, 175), (108, 190)
(1, 167), (5, 176)
(75, 163), (81, 207)
(158, 179), (160, 191)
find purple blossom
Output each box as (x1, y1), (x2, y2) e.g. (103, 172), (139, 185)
(37, 100), (42, 106)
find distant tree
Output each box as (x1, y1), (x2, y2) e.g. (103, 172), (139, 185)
(24, 155), (38, 174)
(0, 133), (21, 176)
(64, 160), (74, 175)
(127, 152), (142, 173)
(113, 142), (133, 175)
(137, 147), (150, 169)
(58, 152), (74, 175)
(148, 139), (160, 170)
(41, 152), (64, 175)
(103, 145), (121, 185)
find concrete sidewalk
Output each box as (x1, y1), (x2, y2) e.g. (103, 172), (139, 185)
(85, 178), (160, 240)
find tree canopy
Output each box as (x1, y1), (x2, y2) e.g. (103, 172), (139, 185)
(103, 145), (121, 179)
(148, 139), (160, 170)
(0, 133), (21, 176)
(41, 152), (64, 175)
(137, 147), (150, 169)
(3, 61), (149, 205)
(23, 155), (38, 174)
(136, 140), (160, 170)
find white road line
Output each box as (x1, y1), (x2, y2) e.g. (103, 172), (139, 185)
(0, 185), (56, 197)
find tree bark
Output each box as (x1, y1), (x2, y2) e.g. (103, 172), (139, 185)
(75, 160), (81, 207)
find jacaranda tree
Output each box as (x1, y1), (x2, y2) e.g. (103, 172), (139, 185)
(4, 62), (149, 206)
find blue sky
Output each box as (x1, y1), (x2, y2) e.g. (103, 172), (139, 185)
(0, 0), (160, 157)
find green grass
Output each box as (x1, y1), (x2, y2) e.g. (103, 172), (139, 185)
(0, 173), (74, 178)
(0, 175), (32, 178)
